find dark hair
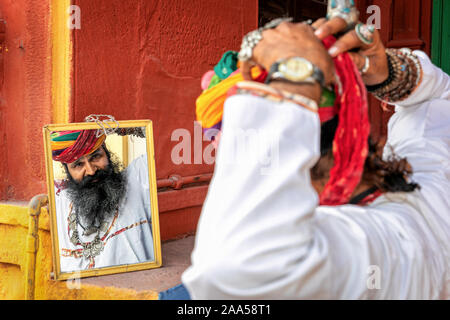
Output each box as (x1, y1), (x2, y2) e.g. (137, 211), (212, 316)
(363, 139), (419, 193)
(319, 115), (339, 157)
(314, 116), (419, 193)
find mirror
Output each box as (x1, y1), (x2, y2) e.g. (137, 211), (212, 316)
(43, 120), (161, 280)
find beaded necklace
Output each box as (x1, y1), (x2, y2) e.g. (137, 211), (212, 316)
(67, 203), (118, 261)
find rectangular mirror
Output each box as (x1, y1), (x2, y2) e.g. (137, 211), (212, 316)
(43, 120), (162, 280)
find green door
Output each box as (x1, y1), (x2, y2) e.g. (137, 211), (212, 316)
(432, 0), (450, 74)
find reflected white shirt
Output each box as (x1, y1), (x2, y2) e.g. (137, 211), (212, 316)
(182, 51), (450, 299)
(56, 154), (154, 272)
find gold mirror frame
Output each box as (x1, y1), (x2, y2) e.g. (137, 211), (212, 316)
(43, 120), (162, 280)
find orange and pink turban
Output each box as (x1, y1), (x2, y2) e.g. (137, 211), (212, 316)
(51, 130), (106, 164)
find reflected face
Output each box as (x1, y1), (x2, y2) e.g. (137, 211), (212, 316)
(64, 145), (127, 230)
(66, 146), (109, 183)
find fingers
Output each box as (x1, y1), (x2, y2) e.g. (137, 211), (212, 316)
(275, 21), (294, 34)
(314, 17), (348, 40)
(347, 52), (366, 71)
(311, 18), (327, 30)
(288, 21), (320, 42)
(276, 20), (315, 38)
(240, 60), (253, 81)
(327, 29), (367, 57)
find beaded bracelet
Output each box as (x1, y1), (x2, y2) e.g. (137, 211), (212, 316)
(367, 49), (412, 97)
(367, 48), (422, 103)
(365, 51), (396, 92)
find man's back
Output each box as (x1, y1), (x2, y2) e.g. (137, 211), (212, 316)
(182, 52), (450, 299)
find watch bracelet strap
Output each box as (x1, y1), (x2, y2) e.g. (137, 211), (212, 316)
(265, 61), (282, 84)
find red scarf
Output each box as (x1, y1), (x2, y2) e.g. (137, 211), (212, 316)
(319, 36), (371, 206)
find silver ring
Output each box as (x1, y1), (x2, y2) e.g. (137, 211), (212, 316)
(238, 17), (293, 62)
(326, 0), (359, 31)
(360, 55), (370, 74)
(355, 23), (375, 45)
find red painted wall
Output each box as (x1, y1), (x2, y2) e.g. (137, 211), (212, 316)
(72, 0), (258, 239)
(0, 0), (52, 201)
(0, 0), (257, 208)
(72, 0), (257, 176)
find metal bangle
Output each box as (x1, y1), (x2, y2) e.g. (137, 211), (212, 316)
(237, 29), (263, 62)
(360, 55), (370, 74)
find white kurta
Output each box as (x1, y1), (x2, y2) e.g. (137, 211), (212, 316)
(56, 154), (155, 272)
(182, 51), (450, 299)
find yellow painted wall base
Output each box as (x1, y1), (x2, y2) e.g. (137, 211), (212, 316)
(0, 203), (158, 300)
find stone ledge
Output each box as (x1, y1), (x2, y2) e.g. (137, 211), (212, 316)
(80, 235), (195, 294)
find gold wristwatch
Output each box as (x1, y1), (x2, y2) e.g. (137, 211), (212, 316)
(266, 57), (326, 88)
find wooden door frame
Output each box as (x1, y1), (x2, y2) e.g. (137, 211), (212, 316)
(431, 0), (450, 74)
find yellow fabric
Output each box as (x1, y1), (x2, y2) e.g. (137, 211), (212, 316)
(196, 67), (263, 129)
(50, 133), (106, 153)
(50, 140), (77, 150)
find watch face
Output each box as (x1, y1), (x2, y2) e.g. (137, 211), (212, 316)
(279, 57), (314, 82)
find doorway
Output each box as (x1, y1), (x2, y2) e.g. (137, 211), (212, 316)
(258, 0), (328, 26)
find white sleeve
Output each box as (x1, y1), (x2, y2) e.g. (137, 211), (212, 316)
(387, 51), (450, 107)
(382, 52), (450, 178)
(125, 154), (151, 221)
(181, 94), (448, 299)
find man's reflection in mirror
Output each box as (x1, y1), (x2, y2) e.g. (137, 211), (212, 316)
(51, 129), (154, 272)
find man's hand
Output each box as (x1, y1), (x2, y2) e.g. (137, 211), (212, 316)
(313, 17), (389, 86)
(241, 22), (335, 101)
